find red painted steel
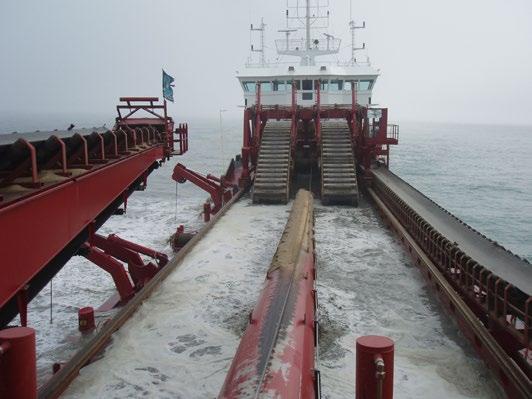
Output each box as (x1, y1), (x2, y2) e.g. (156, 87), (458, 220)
(0, 327), (37, 399)
(0, 97), (189, 325)
(0, 147), (164, 313)
(356, 336), (394, 399)
(172, 163), (234, 214)
(242, 85), (398, 183)
(219, 190), (317, 398)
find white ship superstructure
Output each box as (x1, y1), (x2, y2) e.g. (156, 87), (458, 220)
(237, 0), (380, 107)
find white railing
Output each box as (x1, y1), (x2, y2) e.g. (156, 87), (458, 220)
(274, 37), (341, 53)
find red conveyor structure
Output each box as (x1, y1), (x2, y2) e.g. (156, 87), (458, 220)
(0, 97), (188, 327)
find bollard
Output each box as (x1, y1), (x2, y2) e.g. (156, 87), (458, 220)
(203, 202), (211, 222)
(78, 306), (96, 332)
(356, 335), (394, 399)
(0, 327), (37, 399)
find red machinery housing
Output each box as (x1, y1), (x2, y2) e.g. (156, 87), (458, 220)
(0, 97), (188, 327)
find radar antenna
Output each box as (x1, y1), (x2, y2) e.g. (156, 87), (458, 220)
(277, 0), (339, 66)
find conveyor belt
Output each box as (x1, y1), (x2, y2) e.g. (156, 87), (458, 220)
(252, 121), (291, 204)
(0, 128), (107, 147)
(372, 166), (532, 295)
(320, 120), (358, 205)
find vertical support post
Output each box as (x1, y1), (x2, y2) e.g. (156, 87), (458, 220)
(255, 83), (262, 145)
(0, 327), (37, 399)
(380, 108), (389, 142)
(315, 80), (321, 143)
(291, 81), (298, 147)
(16, 288), (28, 327)
(241, 108), (251, 181)
(203, 202), (211, 222)
(12, 139), (40, 187)
(96, 133), (106, 161)
(356, 336), (394, 399)
(73, 134), (90, 167)
(351, 81), (358, 138)
(164, 99), (171, 153)
(50, 136), (69, 176)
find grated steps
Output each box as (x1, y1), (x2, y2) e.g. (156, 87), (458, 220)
(253, 121), (292, 204)
(320, 121), (359, 206)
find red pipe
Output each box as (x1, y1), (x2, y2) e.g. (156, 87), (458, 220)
(0, 327), (37, 399)
(219, 190), (316, 398)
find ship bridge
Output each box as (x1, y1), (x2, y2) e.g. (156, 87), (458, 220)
(237, 0), (379, 107)
(237, 63), (379, 107)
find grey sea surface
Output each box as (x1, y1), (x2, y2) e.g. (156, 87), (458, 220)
(1, 118), (529, 398)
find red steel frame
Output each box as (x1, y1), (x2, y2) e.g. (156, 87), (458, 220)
(0, 97), (188, 327)
(240, 79), (398, 184)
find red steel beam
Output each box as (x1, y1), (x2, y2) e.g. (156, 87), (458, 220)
(0, 146), (165, 315)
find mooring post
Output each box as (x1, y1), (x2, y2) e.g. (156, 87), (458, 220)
(203, 202), (211, 222)
(356, 335), (394, 399)
(0, 327), (37, 399)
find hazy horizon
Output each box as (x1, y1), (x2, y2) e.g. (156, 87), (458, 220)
(1, 0), (532, 127)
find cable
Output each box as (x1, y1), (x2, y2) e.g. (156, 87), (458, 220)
(49, 278), (53, 324)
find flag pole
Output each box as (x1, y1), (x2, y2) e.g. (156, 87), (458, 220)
(163, 98), (170, 152)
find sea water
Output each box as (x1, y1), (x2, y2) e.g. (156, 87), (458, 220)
(1, 119), (530, 398)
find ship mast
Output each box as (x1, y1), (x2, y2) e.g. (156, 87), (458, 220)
(349, 0), (366, 64)
(305, 0), (311, 51)
(250, 18), (266, 66)
(278, 0), (338, 66)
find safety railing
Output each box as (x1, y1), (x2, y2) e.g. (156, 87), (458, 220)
(387, 124), (399, 141)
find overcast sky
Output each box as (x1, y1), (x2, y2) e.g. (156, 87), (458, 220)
(1, 0), (531, 126)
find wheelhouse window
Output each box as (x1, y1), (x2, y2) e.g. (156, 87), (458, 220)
(359, 80), (374, 91)
(273, 80), (286, 91)
(344, 80), (357, 91)
(288, 80), (301, 90)
(242, 81), (256, 92)
(259, 81), (273, 92)
(320, 80), (329, 91)
(329, 80), (343, 91)
(302, 79), (313, 91)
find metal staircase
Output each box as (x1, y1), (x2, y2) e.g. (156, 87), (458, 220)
(320, 121), (359, 206)
(252, 121), (292, 204)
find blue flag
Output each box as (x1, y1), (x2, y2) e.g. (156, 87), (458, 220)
(162, 70), (175, 102)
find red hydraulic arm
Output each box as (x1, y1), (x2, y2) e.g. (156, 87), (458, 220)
(172, 163), (233, 216)
(80, 232), (168, 304)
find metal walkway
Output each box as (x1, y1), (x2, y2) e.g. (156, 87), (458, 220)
(372, 166), (532, 295)
(252, 121), (291, 204)
(320, 120), (358, 205)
